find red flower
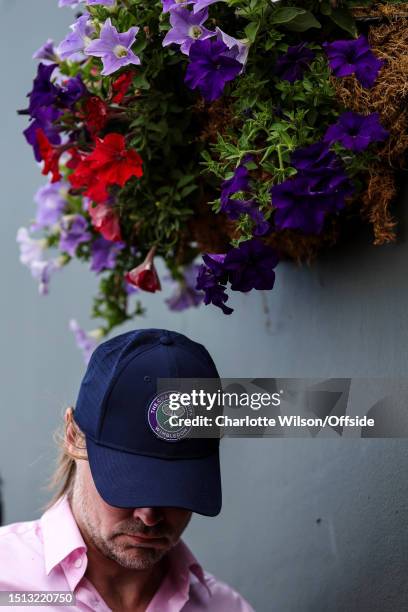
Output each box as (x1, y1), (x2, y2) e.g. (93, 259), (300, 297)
(125, 246), (161, 293)
(68, 133), (143, 203)
(88, 202), (122, 242)
(83, 96), (108, 136)
(112, 72), (134, 104)
(36, 129), (62, 183)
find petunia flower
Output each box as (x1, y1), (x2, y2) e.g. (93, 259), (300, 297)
(88, 202), (123, 242)
(220, 164), (250, 206)
(324, 111), (389, 152)
(58, 0), (81, 7)
(275, 42), (315, 83)
(16, 227), (61, 295)
(59, 214), (92, 256)
(69, 319), (102, 365)
(125, 246), (162, 292)
(69, 133), (143, 203)
(111, 72), (134, 103)
(223, 239), (279, 292)
(57, 15), (96, 61)
(165, 264), (204, 311)
(27, 63), (59, 116)
(323, 35), (384, 89)
(84, 18), (141, 76)
(196, 260), (233, 314)
(271, 141), (354, 234)
(90, 237), (125, 273)
(33, 39), (58, 63)
(32, 181), (69, 230)
(215, 28), (249, 67)
(162, 0), (219, 14)
(185, 38), (242, 101)
(24, 106), (62, 162)
(162, 7), (213, 55)
(36, 129), (63, 183)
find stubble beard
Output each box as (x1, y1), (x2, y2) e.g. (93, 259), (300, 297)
(72, 479), (172, 570)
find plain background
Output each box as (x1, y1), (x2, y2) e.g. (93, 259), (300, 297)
(1, 1), (408, 610)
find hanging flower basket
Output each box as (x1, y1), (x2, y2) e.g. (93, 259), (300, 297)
(18, 0), (408, 359)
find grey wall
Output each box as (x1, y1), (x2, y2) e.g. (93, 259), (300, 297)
(1, 1), (408, 611)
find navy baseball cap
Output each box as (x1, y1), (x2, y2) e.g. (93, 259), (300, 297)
(73, 328), (222, 516)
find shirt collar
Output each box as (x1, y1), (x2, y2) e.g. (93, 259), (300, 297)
(40, 495), (211, 597)
(40, 494), (87, 577)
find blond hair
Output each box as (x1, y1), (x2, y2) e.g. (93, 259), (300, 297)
(44, 407), (87, 510)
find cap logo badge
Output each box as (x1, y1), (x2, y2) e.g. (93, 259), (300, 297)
(147, 391), (194, 442)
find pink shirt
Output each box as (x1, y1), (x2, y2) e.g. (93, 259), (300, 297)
(0, 495), (254, 611)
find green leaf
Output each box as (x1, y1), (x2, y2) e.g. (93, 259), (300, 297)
(329, 8), (358, 36)
(283, 11), (321, 32)
(244, 21), (260, 43)
(270, 7), (306, 24)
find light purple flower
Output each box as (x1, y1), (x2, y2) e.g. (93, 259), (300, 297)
(58, 0), (81, 7)
(162, 0), (219, 13)
(30, 259), (60, 295)
(165, 264), (204, 311)
(90, 237), (125, 273)
(215, 28), (249, 67)
(16, 227), (60, 295)
(32, 181), (69, 230)
(57, 15), (95, 61)
(87, 0), (116, 5)
(16, 227), (45, 267)
(163, 7), (213, 55)
(59, 215), (91, 256)
(69, 319), (101, 364)
(84, 18), (140, 76)
(33, 39), (58, 63)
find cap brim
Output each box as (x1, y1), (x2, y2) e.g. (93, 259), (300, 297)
(85, 436), (222, 517)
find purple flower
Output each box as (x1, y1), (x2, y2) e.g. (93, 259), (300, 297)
(90, 237), (125, 273)
(58, 0), (81, 6)
(57, 76), (87, 109)
(162, 0), (219, 13)
(221, 164), (250, 206)
(275, 42), (315, 83)
(324, 111), (389, 152)
(223, 199), (270, 236)
(24, 106), (62, 162)
(33, 39), (58, 63)
(32, 181), (69, 230)
(291, 140), (340, 175)
(57, 15), (96, 61)
(27, 63), (59, 116)
(323, 35), (384, 89)
(84, 18), (141, 76)
(165, 264), (204, 311)
(69, 319), (101, 364)
(162, 7), (213, 55)
(87, 0), (116, 5)
(215, 28), (249, 67)
(223, 239), (279, 292)
(16, 227), (60, 295)
(185, 38), (242, 101)
(196, 262), (233, 314)
(59, 215), (91, 256)
(271, 141), (354, 234)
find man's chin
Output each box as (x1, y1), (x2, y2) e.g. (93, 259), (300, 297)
(106, 545), (167, 570)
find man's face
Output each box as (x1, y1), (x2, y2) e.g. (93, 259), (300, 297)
(71, 459), (192, 570)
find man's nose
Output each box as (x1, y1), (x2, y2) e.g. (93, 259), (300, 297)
(131, 507), (164, 526)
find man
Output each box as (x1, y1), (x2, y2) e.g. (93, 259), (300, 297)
(0, 328), (254, 611)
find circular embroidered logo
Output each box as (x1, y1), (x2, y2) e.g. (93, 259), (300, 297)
(147, 390), (194, 442)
